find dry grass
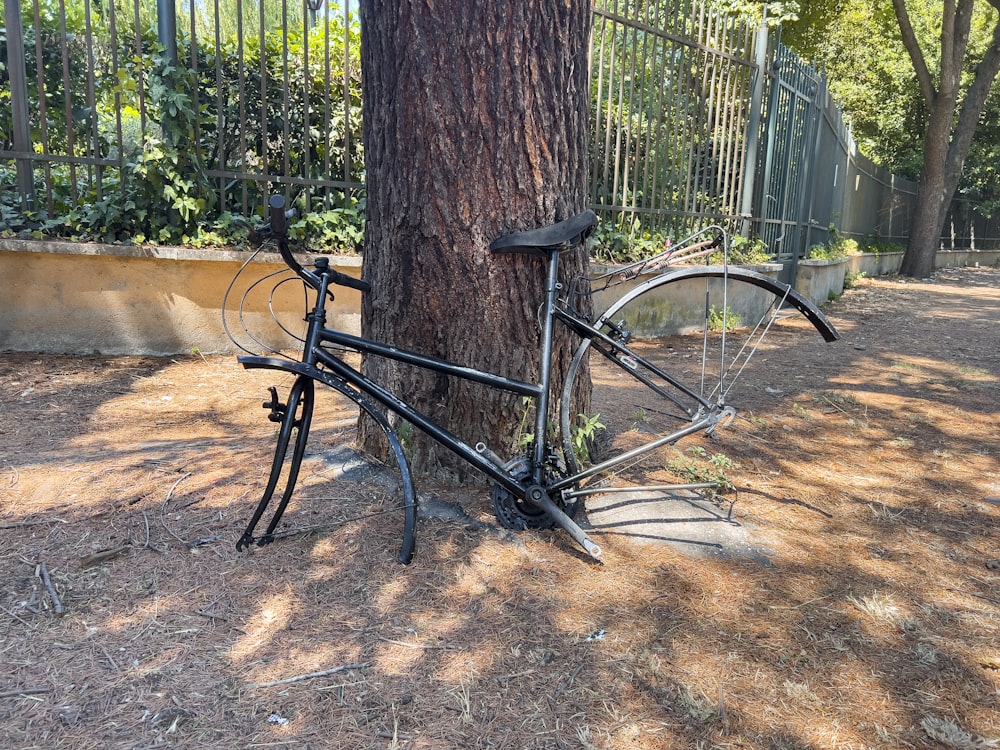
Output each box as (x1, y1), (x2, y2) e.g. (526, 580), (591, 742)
(1, 267), (998, 749)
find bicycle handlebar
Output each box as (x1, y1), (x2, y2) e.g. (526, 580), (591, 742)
(264, 194), (371, 294)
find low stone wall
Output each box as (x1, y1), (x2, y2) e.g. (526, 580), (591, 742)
(793, 249), (1000, 307)
(0, 239), (362, 355)
(2, 239), (997, 355)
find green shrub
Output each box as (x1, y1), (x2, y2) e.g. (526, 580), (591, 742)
(807, 227), (861, 260)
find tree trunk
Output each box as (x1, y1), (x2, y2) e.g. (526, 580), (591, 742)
(356, 0), (592, 483)
(900, 111), (951, 278)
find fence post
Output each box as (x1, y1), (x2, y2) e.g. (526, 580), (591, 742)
(739, 17), (769, 239)
(4, 0), (35, 210)
(156, 0), (178, 64)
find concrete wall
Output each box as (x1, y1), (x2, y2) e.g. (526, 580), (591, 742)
(2, 240), (997, 355)
(794, 249), (1000, 307)
(0, 240), (363, 355)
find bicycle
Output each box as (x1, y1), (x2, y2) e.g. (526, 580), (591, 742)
(225, 195), (839, 563)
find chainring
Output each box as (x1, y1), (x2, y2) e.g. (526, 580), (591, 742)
(490, 452), (578, 531)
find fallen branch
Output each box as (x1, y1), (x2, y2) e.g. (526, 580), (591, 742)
(36, 562), (64, 616)
(243, 663), (369, 690)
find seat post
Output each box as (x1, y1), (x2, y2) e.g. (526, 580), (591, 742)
(531, 248), (562, 484)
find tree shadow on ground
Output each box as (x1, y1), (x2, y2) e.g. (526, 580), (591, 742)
(0, 268), (997, 749)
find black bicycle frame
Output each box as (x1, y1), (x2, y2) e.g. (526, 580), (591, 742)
(241, 246), (607, 557)
(240, 238), (738, 561)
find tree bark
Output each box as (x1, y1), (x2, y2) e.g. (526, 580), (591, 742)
(357, 0), (592, 482)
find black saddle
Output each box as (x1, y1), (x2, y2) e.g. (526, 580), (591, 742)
(489, 210), (598, 257)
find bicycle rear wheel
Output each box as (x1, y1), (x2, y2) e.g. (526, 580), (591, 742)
(558, 266), (839, 495)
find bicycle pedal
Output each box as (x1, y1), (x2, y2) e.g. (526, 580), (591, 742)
(262, 386), (287, 422)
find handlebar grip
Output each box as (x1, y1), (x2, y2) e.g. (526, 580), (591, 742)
(313, 257), (371, 293)
(336, 271), (371, 294)
(268, 194), (296, 236)
(268, 195), (286, 235)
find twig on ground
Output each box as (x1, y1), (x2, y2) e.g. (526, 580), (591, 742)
(193, 608), (229, 622)
(376, 635), (461, 650)
(243, 663), (369, 690)
(946, 587), (1000, 607)
(0, 688), (51, 699)
(0, 518), (66, 529)
(163, 471), (193, 505)
(36, 561), (64, 616)
(160, 472), (193, 544)
(0, 604), (32, 627)
(79, 544), (132, 569)
(99, 645), (121, 671)
(186, 535), (222, 548)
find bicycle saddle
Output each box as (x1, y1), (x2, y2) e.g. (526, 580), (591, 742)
(489, 210), (598, 257)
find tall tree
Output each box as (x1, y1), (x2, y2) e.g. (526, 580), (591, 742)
(893, 0), (1000, 276)
(356, 1), (592, 482)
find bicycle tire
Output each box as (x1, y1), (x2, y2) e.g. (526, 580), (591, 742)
(558, 266), (839, 491)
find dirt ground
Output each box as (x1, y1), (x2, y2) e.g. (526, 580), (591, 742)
(1, 267), (998, 750)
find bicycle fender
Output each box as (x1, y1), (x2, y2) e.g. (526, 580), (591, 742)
(596, 266), (840, 342)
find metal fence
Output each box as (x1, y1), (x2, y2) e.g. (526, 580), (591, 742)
(589, 0), (757, 236)
(3, 0), (998, 261)
(1, 0), (363, 223)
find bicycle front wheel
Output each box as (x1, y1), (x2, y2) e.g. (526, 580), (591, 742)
(558, 266), (839, 493)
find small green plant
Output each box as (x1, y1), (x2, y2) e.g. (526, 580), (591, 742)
(571, 412), (606, 464)
(665, 447), (734, 491)
(707, 305), (741, 332)
(629, 407), (649, 428)
(396, 422), (415, 461)
(712, 235), (772, 266)
(513, 398), (602, 465)
(844, 270), (866, 289)
(807, 227), (860, 261)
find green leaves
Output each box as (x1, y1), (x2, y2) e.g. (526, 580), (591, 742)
(2, 3), (364, 248)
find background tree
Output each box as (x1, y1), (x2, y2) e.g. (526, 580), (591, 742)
(356, 0), (592, 482)
(892, 0), (1000, 276)
(786, 0), (1000, 276)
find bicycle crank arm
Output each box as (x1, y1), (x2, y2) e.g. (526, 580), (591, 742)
(526, 486), (603, 560)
